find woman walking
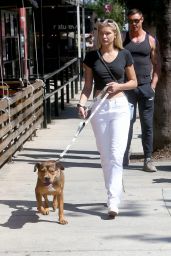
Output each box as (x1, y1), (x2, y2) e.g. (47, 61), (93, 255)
(77, 19), (137, 218)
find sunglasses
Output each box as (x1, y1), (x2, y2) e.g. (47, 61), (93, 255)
(128, 17), (142, 24)
(98, 18), (114, 24)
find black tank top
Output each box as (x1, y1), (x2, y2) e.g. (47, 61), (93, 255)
(123, 32), (152, 84)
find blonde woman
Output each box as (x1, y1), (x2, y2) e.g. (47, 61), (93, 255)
(77, 19), (137, 218)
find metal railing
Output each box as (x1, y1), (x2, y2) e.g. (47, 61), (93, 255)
(43, 57), (81, 128)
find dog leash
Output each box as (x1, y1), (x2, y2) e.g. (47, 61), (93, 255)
(56, 88), (109, 161)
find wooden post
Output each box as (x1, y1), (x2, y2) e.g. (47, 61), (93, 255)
(46, 79), (51, 123)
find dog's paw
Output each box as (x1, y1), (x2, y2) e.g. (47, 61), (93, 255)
(44, 208), (50, 215)
(59, 218), (68, 225)
(38, 207), (50, 215)
(52, 203), (58, 211)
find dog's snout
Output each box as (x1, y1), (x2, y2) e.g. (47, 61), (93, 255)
(45, 177), (50, 182)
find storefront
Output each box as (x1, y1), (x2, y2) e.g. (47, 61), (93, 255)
(0, 0), (89, 82)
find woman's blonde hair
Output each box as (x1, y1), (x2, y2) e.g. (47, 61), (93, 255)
(97, 19), (123, 50)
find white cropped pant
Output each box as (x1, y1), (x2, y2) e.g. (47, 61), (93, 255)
(91, 96), (130, 212)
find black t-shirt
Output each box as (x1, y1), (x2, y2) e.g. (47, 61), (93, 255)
(83, 49), (133, 90)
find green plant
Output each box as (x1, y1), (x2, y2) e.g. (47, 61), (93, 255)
(86, 0), (125, 29)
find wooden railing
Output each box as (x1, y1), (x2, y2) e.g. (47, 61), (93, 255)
(43, 57), (80, 128)
(0, 58), (81, 168)
(0, 80), (44, 167)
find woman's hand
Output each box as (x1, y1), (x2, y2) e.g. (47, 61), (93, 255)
(77, 105), (87, 119)
(106, 82), (121, 94)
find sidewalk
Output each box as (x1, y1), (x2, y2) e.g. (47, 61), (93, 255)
(0, 93), (171, 256)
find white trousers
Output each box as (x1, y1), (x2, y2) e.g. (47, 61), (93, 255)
(91, 96), (130, 212)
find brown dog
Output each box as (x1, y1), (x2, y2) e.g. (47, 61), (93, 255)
(34, 160), (68, 224)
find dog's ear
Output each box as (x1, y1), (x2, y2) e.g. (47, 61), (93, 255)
(34, 163), (40, 172)
(56, 161), (65, 171)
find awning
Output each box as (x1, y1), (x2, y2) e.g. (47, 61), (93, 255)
(0, 0), (38, 8)
(0, 0), (84, 8)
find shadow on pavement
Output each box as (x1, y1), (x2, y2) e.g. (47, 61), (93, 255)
(0, 200), (144, 229)
(153, 178), (171, 183)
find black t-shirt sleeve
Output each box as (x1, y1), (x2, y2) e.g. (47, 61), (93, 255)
(125, 49), (134, 66)
(83, 51), (96, 68)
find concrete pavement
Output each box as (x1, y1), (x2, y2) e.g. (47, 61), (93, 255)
(0, 93), (171, 256)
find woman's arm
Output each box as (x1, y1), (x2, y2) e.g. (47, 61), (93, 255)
(78, 64), (94, 118)
(106, 64), (137, 94)
(79, 64), (93, 105)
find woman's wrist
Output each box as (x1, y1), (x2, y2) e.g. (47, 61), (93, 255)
(77, 103), (86, 109)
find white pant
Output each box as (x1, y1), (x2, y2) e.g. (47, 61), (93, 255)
(91, 96), (130, 212)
